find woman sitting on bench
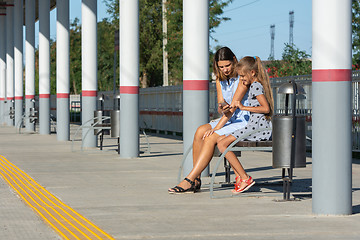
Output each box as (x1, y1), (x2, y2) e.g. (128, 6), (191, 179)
(217, 56), (274, 194)
(168, 47), (250, 194)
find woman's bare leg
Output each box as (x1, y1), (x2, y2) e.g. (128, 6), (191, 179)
(169, 133), (219, 191)
(192, 124), (212, 166)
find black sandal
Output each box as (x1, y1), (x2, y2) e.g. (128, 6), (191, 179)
(168, 178), (195, 194)
(195, 177), (201, 192)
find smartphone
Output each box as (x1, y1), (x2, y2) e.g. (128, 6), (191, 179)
(220, 101), (229, 107)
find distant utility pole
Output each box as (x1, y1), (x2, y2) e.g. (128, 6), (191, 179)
(289, 11), (294, 45)
(162, 0), (169, 86)
(269, 24), (275, 59)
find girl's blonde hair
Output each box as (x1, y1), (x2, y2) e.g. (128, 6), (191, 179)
(213, 47), (238, 81)
(235, 56), (274, 120)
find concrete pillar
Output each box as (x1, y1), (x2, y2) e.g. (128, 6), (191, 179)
(39, 0), (51, 135)
(82, 0), (97, 148)
(182, 0), (209, 176)
(56, 0), (70, 141)
(0, 14), (5, 125)
(14, 0), (23, 128)
(25, 0), (36, 132)
(312, 0), (352, 215)
(119, 0), (139, 158)
(6, 5), (14, 126)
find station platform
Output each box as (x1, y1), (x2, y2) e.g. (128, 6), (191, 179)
(0, 125), (359, 240)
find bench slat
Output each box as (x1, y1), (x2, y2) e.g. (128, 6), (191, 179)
(235, 141), (272, 147)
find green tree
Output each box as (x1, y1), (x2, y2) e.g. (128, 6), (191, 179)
(353, 0), (360, 68)
(267, 44), (312, 78)
(104, 0), (233, 86)
(165, 0), (233, 84)
(97, 19), (118, 91)
(69, 18), (82, 94)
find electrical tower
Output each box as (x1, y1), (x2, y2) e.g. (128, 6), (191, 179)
(289, 11), (294, 45)
(269, 24), (275, 59)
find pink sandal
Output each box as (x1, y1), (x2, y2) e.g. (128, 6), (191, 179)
(233, 176), (255, 194)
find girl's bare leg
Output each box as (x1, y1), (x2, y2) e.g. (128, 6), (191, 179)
(217, 136), (249, 189)
(216, 135), (241, 179)
(169, 133), (219, 191)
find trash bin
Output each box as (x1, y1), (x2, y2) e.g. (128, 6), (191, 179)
(272, 81), (307, 169)
(93, 110), (104, 135)
(111, 110), (120, 138)
(272, 115), (306, 168)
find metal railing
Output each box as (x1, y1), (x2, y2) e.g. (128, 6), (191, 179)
(66, 71), (360, 151)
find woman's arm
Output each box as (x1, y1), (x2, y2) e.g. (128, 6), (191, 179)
(202, 81), (249, 139)
(237, 94), (270, 114)
(216, 80), (232, 114)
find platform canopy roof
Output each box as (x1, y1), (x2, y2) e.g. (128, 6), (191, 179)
(0, 0), (57, 24)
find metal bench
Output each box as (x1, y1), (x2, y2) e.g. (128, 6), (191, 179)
(177, 128), (273, 198)
(209, 138), (272, 199)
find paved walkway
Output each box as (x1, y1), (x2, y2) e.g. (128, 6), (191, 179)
(0, 125), (359, 240)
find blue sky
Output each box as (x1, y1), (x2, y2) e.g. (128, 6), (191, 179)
(211, 0), (312, 60)
(46, 0), (312, 61)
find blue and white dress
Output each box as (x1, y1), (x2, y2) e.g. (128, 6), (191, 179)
(209, 76), (250, 136)
(230, 81), (272, 141)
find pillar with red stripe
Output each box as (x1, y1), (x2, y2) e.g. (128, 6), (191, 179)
(25, 0), (36, 132)
(0, 13), (5, 125)
(14, 0), (23, 128)
(82, 0), (97, 148)
(56, 0), (70, 141)
(312, 0), (352, 215)
(119, 0), (139, 158)
(6, 5), (14, 126)
(39, 0), (51, 134)
(182, 0), (209, 176)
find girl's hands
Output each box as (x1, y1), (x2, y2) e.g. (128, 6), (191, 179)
(233, 100), (245, 110)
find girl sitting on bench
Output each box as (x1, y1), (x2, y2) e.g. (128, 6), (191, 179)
(217, 56), (274, 194)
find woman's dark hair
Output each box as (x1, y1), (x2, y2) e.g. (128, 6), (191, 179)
(212, 47), (237, 81)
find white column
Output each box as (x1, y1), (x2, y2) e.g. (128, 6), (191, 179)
(182, 0), (209, 176)
(25, 0), (36, 131)
(312, 0), (352, 215)
(162, 0), (168, 86)
(14, 0), (23, 128)
(119, 0), (139, 158)
(0, 14), (6, 125)
(57, 0), (70, 141)
(82, 0), (97, 148)
(39, 0), (51, 134)
(6, 5), (14, 126)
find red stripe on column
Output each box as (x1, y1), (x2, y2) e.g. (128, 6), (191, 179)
(57, 93), (69, 98)
(183, 80), (209, 90)
(26, 95), (35, 99)
(82, 90), (97, 97)
(39, 94), (50, 98)
(120, 86), (139, 94)
(14, 96), (23, 100)
(7, 97), (14, 100)
(312, 69), (352, 82)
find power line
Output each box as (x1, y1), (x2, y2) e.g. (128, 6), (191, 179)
(224, 0), (261, 13)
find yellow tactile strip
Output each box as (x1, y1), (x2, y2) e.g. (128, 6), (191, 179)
(0, 155), (115, 240)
